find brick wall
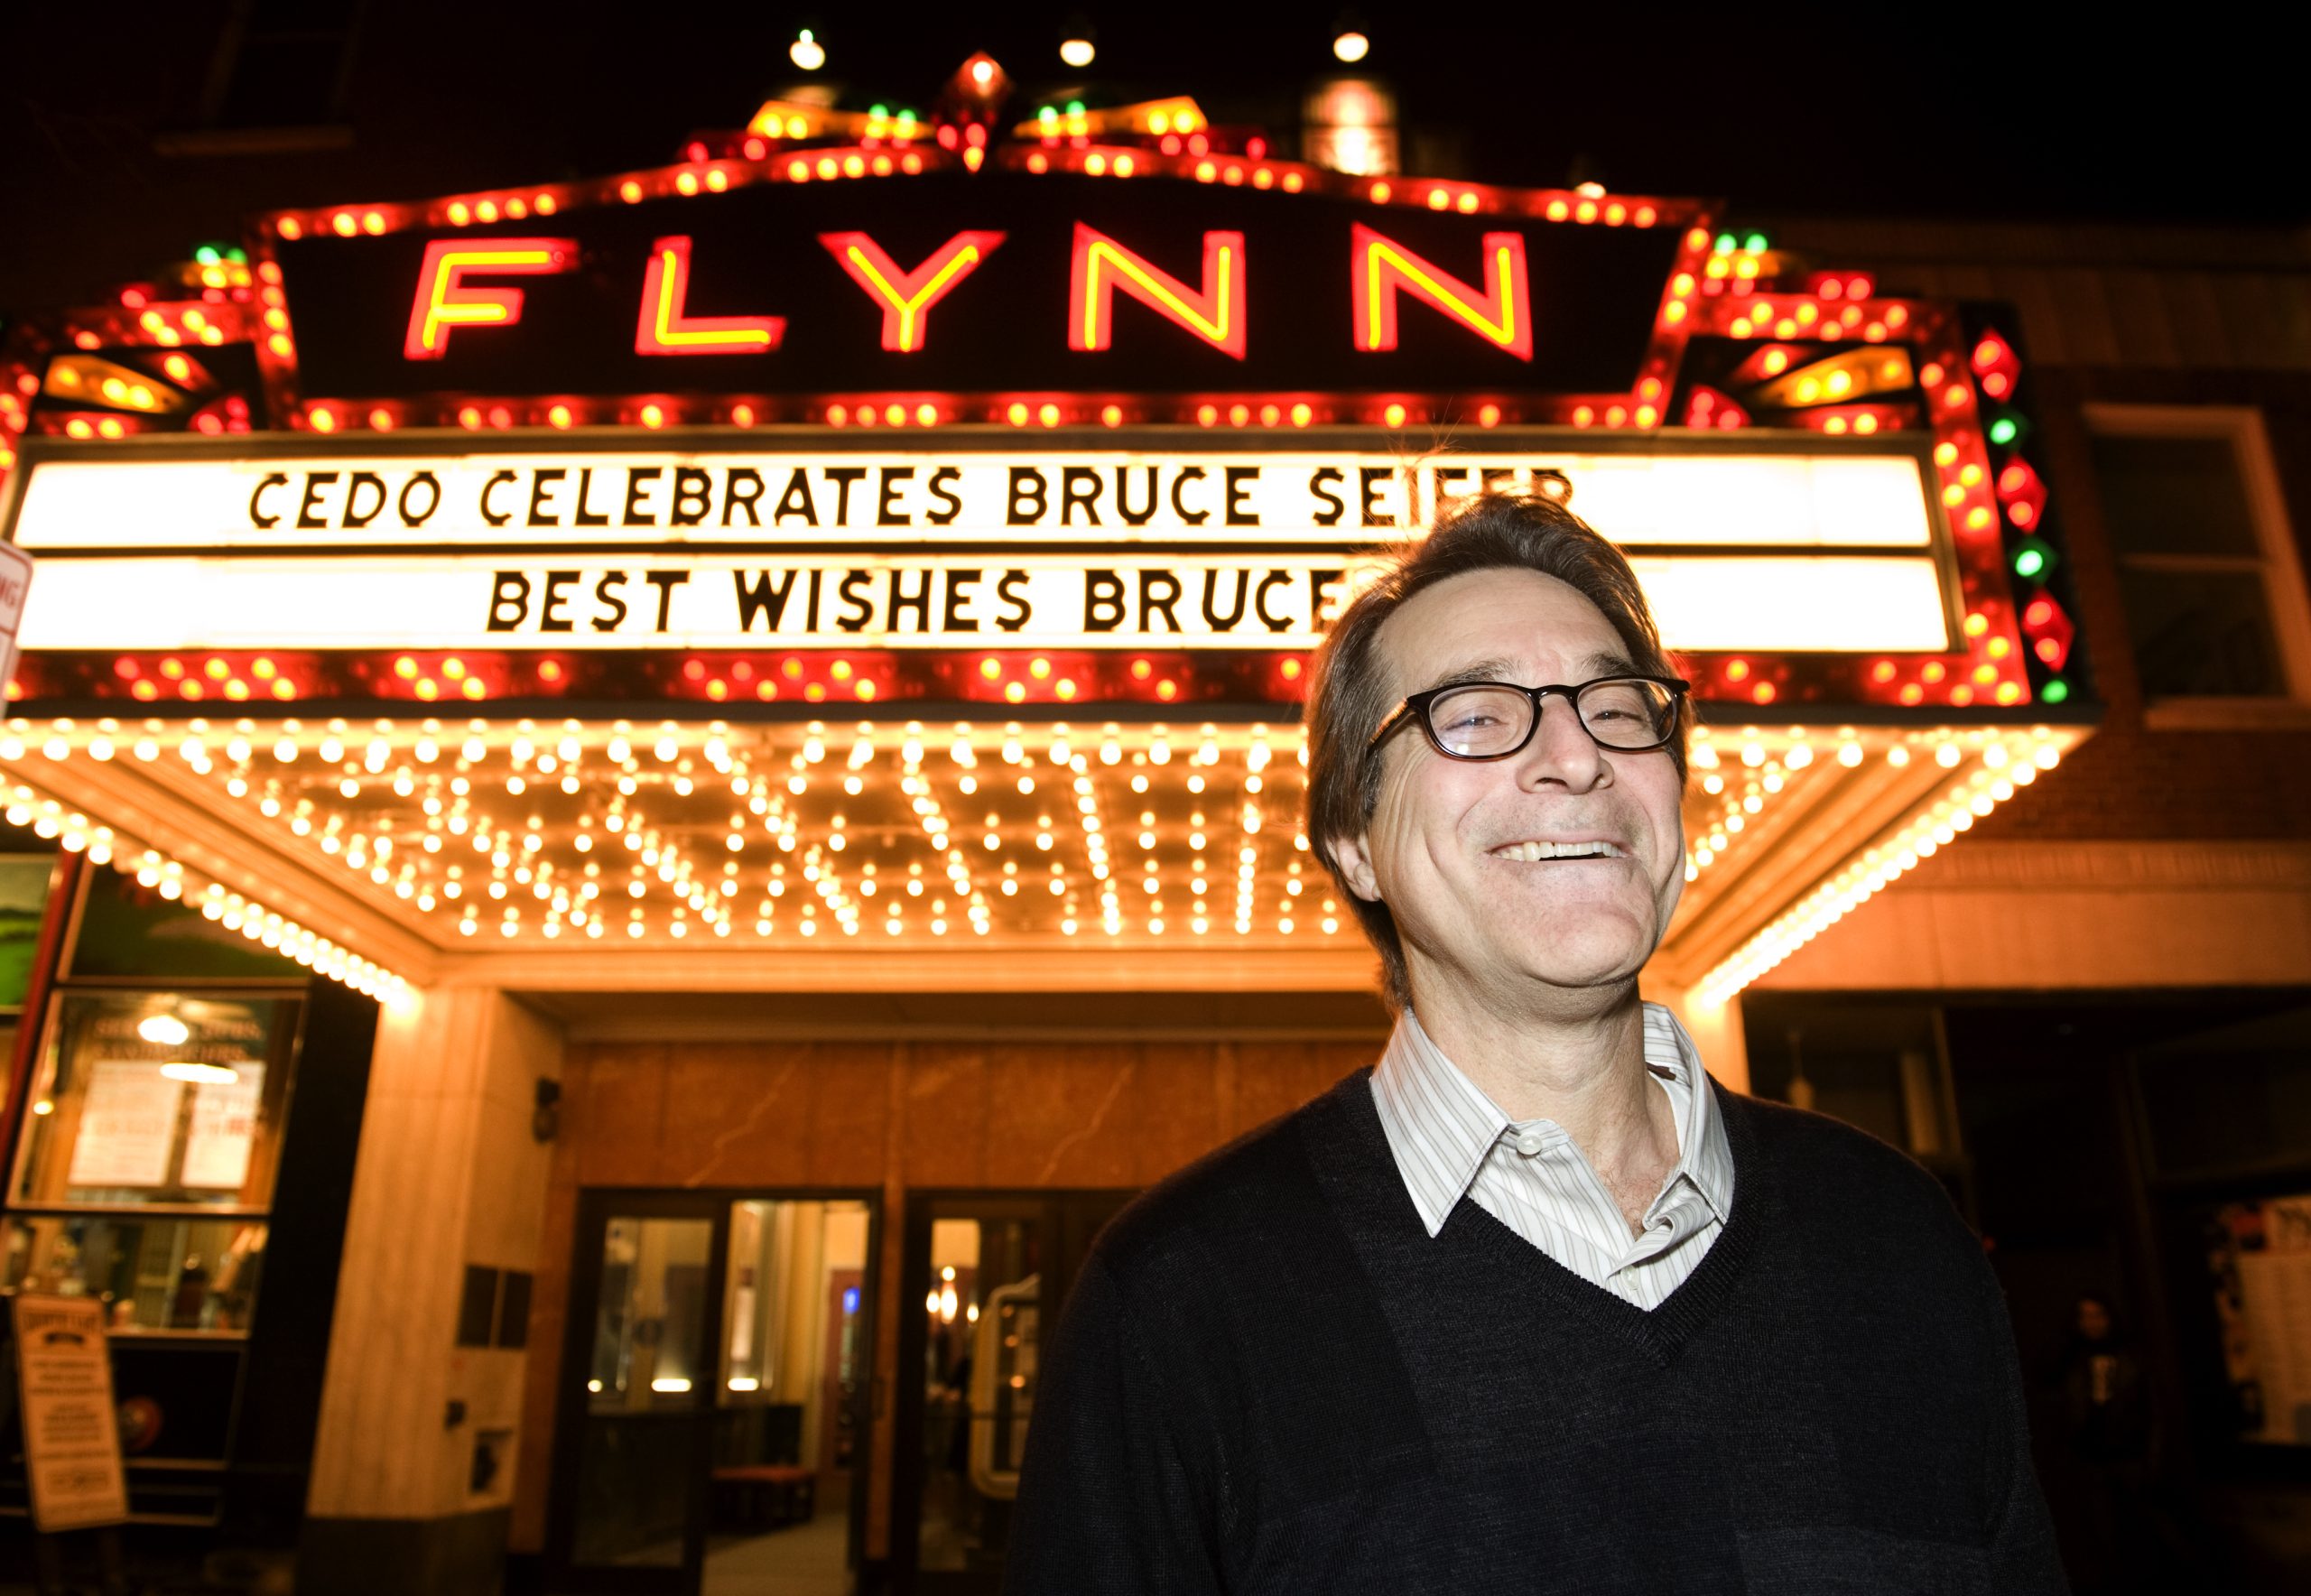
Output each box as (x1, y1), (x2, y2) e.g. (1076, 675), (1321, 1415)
(1970, 364), (2311, 843)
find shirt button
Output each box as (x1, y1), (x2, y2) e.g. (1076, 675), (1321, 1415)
(1513, 1132), (1545, 1156)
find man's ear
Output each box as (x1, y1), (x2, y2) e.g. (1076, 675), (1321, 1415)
(1329, 832), (1383, 904)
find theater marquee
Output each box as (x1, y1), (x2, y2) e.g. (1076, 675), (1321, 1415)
(0, 64), (2096, 1002)
(0, 77), (2086, 722)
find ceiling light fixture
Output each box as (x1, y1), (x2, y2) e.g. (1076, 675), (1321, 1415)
(138, 1012), (191, 1046)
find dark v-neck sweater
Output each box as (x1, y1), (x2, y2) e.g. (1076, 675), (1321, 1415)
(1006, 1071), (2067, 1594)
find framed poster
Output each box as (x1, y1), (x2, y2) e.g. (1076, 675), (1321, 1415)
(63, 1062), (182, 1189)
(180, 1067), (265, 1191)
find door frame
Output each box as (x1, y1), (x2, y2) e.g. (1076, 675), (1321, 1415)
(544, 1186), (883, 1596)
(889, 1189), (1134, 1592)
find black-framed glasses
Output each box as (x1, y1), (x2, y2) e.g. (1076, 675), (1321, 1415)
(1369, 675), (1690, 760)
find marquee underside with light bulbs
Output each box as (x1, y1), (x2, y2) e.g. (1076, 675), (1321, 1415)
(0, 60), (2095, 1004)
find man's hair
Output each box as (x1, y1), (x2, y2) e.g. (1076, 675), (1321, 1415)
(1304, 490), (1689, 1011)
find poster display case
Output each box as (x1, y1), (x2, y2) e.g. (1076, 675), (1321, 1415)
(10, 990), (299, 1217)
(1, 989), (302, 1528)
(0, 845), (367, 1534)
(5, 989), (296, 1336)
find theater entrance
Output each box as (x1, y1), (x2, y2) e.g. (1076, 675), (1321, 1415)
(892, 1192), (1136, 1592)
(545, 1190), (878, 1596)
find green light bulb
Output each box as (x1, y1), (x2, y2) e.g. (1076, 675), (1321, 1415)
(1713, 233), (1736, 254)
(869, 104), (888, 119)
(2014, 548), (2046, 580)
(1988, 416), (2019, 447)
(2041, 679), (2069, 704)
(194, 246), (220, 264)
(1743, 232), (1768, 254)
(1066, 99), (1086, 116)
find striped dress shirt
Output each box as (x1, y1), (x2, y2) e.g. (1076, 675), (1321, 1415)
(1369, 1003), (1735, 1311)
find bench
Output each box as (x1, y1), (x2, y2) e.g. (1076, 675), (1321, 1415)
(710, 1463), (817, 1530)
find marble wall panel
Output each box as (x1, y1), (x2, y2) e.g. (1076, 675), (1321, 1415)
(981, 1042), (1146, 1187)
(566, 1044), (669, 1185)
(660, 1044), (812, 1187)
(806, 1044), (896, 1187)
(897, 1041), (990, 1186)
(1223, 1039), (1372, 1140)
(1129, 1043), (1226, 1183)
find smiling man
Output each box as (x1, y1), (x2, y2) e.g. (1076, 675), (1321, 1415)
(1007, 494), (2066, 1594)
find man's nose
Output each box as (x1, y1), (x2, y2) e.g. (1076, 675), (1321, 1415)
(1512, 694), (1607, 791)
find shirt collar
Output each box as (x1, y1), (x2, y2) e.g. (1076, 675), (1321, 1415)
(1643, 1004), (1736, 1226)
(1369, 1002), (1736, 1238)
(1370, 1010), (1506, 1236)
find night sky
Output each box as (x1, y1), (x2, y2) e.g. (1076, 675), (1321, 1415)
(623, 2), (2297, 225)
(1, 1), (2298, 316)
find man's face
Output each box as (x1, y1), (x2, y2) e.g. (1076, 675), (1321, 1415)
(1332, 568), (1686, 1018)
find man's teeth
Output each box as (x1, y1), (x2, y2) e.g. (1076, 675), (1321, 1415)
(1493, 840), (1624, 860)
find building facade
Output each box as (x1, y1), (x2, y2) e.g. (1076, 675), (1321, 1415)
(0, 33), (2305, 1596)
(1740, 210), (2311, 1592)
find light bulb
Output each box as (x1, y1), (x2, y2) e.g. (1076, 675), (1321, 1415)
(790, 29), (825, 71)
(138, 1014), (191, 1046)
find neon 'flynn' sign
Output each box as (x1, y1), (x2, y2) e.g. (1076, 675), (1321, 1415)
(402, 223), (1544, 365)
(263, 157), (1706, 418)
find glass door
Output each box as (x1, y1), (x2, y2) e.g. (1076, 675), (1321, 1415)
(553, 1198), (723, 1592)
(895, 1192), (1134, 1593)
(549, 1192), (877, 1596)
(703, 1198), (876, 1596)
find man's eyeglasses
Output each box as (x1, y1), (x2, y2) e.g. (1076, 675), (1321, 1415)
(1369, 675), (1690, 760)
